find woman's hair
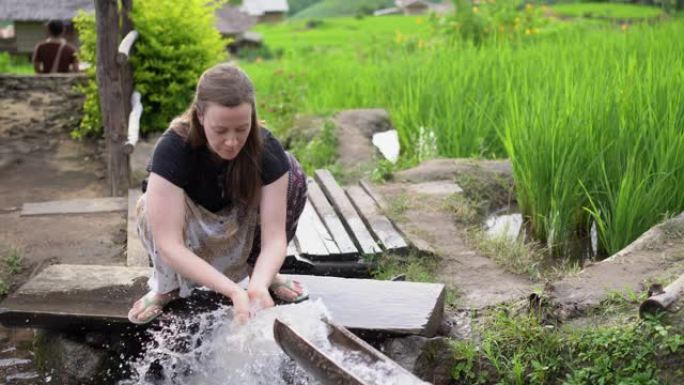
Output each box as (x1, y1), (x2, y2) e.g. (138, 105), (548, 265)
(170, 63), (263, 207)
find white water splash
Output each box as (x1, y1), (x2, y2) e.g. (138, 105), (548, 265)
(120, 300), (328, 385)
(120, 299), (423, 385)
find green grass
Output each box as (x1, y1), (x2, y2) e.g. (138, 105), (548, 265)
(551, 3), (664, 20)
(251, 15), (430, 52)
(291, 0), (394, 19)
(243, 15), (684, 259)
(452, 308), (684, 384)
(0, 52), (34, 75)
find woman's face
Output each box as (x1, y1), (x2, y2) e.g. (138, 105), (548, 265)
(200, 102), (252, 161)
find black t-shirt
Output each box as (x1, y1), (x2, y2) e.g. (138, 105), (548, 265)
(147, 127), (290, 212)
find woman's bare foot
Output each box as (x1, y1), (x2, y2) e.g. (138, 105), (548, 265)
(269, 275), (308, 303)
(127, 289), (179, 324)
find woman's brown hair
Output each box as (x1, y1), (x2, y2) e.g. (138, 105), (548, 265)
(170, 63), (262, 207)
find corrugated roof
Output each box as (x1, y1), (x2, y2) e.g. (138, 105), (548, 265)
(0, 0), (94, 21)
(240, 0), (289, 17)
(215, 4), (257, 35)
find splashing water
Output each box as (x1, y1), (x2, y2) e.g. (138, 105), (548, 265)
(119, 299), (422, 385)
(120, 300), (328, 385)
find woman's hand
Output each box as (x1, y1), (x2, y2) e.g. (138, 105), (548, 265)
(230, 289), (251, 325)
(247, 286), (275, 312)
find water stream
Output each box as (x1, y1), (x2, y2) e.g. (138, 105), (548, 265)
(119, 299), (405, 385)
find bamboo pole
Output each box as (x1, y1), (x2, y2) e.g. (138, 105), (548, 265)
(639, 274), (684, 318)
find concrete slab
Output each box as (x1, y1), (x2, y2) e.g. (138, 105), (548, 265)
(408, 181), (463, 196)
(21, 197), (126, 216)
(0, 265), (445, 337)
(293, 274), (445, 337)
(0, 264), (150, 328)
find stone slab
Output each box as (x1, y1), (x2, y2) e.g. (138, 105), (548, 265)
(0, 265), (444, 336)
(293, 274), (445, 336)
(408, 181), (463, 196)
(0, 264), (151, 328)
(21, 197), (127, 216)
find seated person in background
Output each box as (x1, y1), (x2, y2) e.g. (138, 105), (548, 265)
(32, 20), (78, 74)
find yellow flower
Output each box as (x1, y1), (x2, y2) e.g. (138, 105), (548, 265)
(395, 31), (405, 44)
(416, 17), (423, 25)
(525, 3), (533, 11)
(472, 6), (479, 13)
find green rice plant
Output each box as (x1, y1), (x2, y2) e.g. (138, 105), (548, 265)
(244, 16), (684, 258)
(551, 3), (664, 20)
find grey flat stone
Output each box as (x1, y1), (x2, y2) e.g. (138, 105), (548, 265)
(293, 274), (445, 336)
(21, 197), (127, 216)
(0, 264), (151, 326)
(408, 181), (463, 196)
(0, 265), (444, 337)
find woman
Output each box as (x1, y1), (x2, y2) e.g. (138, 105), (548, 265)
(128, 63), (308, 325)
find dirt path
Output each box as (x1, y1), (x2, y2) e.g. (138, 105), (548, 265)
(373, 159), (536, 309)
(549, 212), (684, 318)
(0, 79), (126, 290)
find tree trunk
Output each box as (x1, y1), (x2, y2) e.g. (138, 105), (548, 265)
(95, 0), (129, 197)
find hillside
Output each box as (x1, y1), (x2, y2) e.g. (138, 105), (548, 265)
(291, 0), (395, 19)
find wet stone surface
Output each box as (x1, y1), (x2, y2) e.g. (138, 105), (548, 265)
(0, 327), (47, 385)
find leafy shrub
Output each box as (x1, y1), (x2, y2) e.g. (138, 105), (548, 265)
(434, 0), (549, 45)
(132, 0), (227, 133)
(0, 52), (10, 72)
(73, 11), (100, 139)
(73, 0), (227, 138)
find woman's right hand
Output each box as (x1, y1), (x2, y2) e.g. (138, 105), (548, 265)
(230, 289), (251, 325)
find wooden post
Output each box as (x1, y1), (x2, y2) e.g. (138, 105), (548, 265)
(120, 0), (134, 119)
(95, 0), (130, 196)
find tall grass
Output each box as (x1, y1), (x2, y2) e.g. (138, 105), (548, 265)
(243, 16), (684, 257)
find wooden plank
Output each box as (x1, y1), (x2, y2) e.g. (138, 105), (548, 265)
(287, 240), (298, 258)
(127, 189), (149, 267)
(21, 197), (126, 216)
(294, 201), (330, 257)
(346, 185), (408, 253)
(307, 178), (358, 256)
(359, 179), (388, 212)
(314, 170), (381, 255)
(309, 199), (341, 255)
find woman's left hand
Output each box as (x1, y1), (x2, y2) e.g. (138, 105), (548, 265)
(247, 286), (275, 312)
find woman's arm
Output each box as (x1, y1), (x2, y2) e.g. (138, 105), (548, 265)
(248, 172), (289, 294)
(146, 173), (249, 317)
